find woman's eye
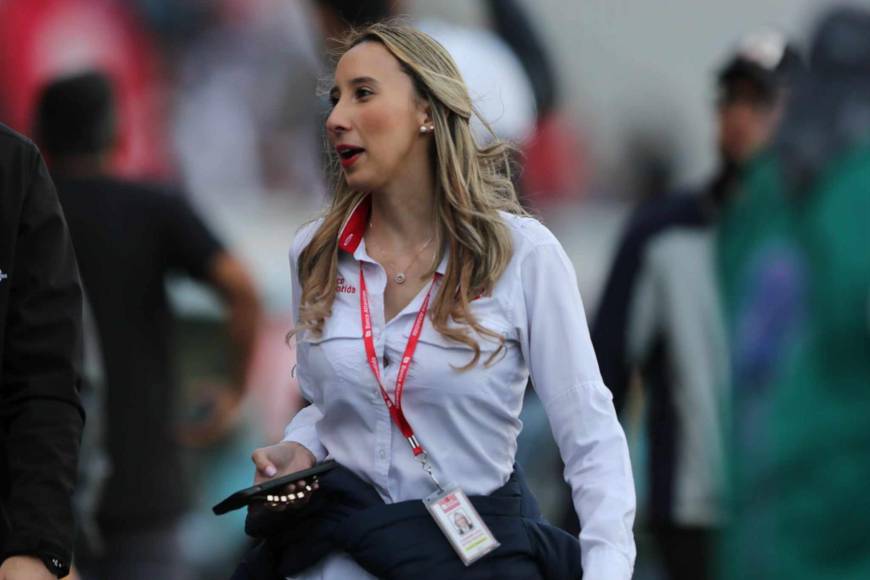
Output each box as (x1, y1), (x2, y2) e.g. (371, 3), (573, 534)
(329, 95), (339, 107)
(355, 87), (373, 100)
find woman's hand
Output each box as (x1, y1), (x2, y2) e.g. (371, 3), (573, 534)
(251, 441), (319, 510)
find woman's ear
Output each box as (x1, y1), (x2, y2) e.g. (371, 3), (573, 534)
(416, 98), (433, 128)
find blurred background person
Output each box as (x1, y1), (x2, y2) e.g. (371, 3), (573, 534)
(0, 0), (171, 178)
(33, 71), (262, 580)
(589, 29), (801, 580)
(169, 0), (326, 205)
(480, 0), (590, 207)
(717, 6), (870, 579)
(0, 124), (84, 580)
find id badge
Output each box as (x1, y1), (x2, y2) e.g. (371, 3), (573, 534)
(424, 486), (500, 566)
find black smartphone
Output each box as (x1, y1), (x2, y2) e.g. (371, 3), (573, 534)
(212, 460), (337, 515)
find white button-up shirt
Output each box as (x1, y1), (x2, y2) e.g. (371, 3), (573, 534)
(283, 200), (636, 579)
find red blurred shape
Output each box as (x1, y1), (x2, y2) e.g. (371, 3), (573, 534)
(0, 0), (169, 177)
(521, 112), (590, 208)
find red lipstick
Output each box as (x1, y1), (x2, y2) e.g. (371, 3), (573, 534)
(336, 144), (365, 168)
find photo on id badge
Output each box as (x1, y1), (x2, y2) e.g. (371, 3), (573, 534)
(426, 487), (500, 566)
(453, 511), (475, 535)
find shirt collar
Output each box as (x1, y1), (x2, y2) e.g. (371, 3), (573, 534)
(337, 193), (448, 276)
(337, 194), (372, 254)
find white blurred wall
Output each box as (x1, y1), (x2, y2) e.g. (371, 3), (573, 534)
(412, 0), (870, 194)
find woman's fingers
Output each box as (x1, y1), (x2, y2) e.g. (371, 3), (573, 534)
(251, 448), (278, 481)
(262, 476), (319, 511)
(283, 479), (307, 494)
(249, 442), (317, 486)
(262, 491), (310, 511)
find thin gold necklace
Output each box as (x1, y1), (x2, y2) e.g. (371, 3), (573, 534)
(367, 223), (434, 285)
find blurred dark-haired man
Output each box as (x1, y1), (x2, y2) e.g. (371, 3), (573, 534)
(34, 71), (262, 580)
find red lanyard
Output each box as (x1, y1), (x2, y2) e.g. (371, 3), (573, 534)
(359, 263), (436, 457)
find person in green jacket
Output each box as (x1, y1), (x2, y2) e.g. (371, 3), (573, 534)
(717, 7), (870, 579)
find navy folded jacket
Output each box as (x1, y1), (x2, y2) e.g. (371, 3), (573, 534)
(230, 464), (582, 579)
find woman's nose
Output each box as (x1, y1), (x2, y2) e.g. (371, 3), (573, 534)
(326, 103), (350, 136)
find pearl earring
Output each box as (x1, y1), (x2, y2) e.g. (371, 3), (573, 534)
(420, 124), (433, 134)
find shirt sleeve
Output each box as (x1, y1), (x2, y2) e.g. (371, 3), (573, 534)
(517, 241), (636, 580)
(1, 146), (84, 569)
(160, 192), (225, 281)
(280, 227), (327, 461)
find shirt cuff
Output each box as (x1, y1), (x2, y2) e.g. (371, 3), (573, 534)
(282, 425), (328, 463)
(582, 546), (634, 580)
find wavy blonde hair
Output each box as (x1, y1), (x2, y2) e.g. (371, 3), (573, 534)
(295, 21), (526, 369)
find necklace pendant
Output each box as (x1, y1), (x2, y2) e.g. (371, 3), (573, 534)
(394, 272), (407, 284)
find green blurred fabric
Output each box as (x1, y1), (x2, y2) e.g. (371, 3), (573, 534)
(716, 143), (870, 580)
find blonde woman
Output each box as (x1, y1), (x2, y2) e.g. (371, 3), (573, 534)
(245, 22), (635, 580)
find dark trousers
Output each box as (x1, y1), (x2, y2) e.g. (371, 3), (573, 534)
(652, 524), (716, 580)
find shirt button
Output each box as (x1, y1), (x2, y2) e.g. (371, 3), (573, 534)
(379, 449), (386, 459)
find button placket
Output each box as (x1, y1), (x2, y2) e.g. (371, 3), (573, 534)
(369, 329), (385, 403)
(375, 413), (392, 490)
(357, 251), (406, 495)
(367, 267), (388, 402)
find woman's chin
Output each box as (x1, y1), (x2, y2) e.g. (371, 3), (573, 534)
(342, 174), (379, 192)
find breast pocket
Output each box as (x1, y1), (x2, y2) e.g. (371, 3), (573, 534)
(403, 318), (513, 395)
(298, 318), (366, 405)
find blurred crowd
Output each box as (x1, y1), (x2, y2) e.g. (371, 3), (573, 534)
(1, 1), (868, 579)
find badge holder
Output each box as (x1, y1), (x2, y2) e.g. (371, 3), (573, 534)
(419, 453), (500, 566)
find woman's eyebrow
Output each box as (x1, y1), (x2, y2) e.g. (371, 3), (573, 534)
(349, 76), (379, 87)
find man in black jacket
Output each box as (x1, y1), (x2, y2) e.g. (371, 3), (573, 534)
(0, 124), (85, 578)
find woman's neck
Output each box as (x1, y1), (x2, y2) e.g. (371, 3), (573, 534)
(367, 179), (437, 249)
